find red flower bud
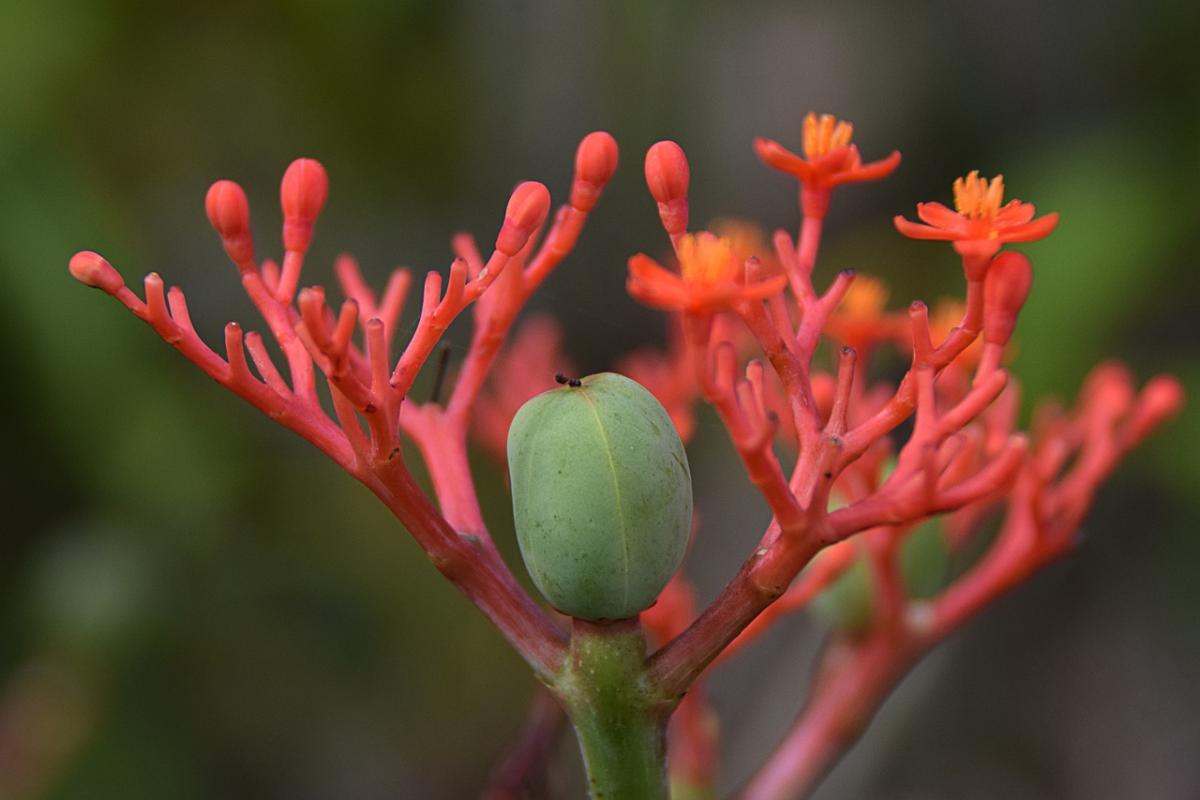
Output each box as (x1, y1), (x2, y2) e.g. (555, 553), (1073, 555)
(205, 180), (249, 238)
(983, 251), (1033, 345)
(69, 250), (124, 293)
(1081, 361), (1135, 421)
(496, 181), (551, 256)
(645, 141), (690, 236)
(1127, 375), (1185, 442)
(571, 131), (619, 211)
(205, 180), (255, 266)
(645, 141), (689, 203)
(280, 158), (329, 252)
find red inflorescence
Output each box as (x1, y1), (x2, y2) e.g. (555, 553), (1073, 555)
(71, 116), (1182, 799)
(68, 136), (620, 683)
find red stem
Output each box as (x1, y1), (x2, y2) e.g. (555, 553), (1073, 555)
(647, 537), (820, 698)
(739, 633), (915, 800)
(366, 464), (567, 677)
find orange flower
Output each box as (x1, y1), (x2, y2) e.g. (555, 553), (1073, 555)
(893, 171), (1059, 262)
(928, 298), (984, 368)
(627, 232), (786, 314)
(839, 274), (889, 319)
(754, 113), (901, 196)
(712, 218), (781, 277)
(826, 275), (902, 348)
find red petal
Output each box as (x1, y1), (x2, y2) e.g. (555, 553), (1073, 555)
(993, 200), (1035, 227)
(627, 276), (687, 310)
(628, 253), (683, 285)
(830, 150), (901, 186)
(916, 202), (966, 231)
(753, 138), (814, 181)
(894, 215), (959, 241)
(811, 146), (855, 175)
(998, 212), (1059, 243)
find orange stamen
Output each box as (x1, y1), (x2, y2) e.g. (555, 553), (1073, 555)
(678, 233), (736, 284)
(953, 171), (1005, 219)
(802, 113), (855, 159)
(713, 218), (777, 272)
(839, 275), (889, 319)
(929, 299), (966, 340)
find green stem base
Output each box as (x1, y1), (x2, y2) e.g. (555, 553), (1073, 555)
(553, 618), (671, 799)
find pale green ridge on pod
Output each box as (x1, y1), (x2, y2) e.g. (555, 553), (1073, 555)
(507, 372), (693, 621)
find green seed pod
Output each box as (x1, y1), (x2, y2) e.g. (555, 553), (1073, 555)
(507, 372), (692, 621)
(809, 518), (950, 635)
(812, 478), (950, 635)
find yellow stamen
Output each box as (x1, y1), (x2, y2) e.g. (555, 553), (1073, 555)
(953, 171), (1005, 219)
(930, 298), (985, 357)
(679, 233), (736, 284)
(839, 275), (889, 319)
(713, 218), (769, 264)
(802, 113), (854, 159)
(929, 299), (966, 339)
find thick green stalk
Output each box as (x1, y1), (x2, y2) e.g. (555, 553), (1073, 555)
(553, 618), (671, 799)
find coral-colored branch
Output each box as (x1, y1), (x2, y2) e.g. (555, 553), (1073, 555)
(738, 365), (1182, 799)
(70, 137), (618, 679)
(447, 132), (618, 429)
(636, 134), (1181, 753)
(362, 464), (567, 676)
(698, 340), (805, 534)
(72, 117), (1184, 799)
(739, 632), (914, 800)
(718, 538), (857, 662)
(70, 254), (357, 472)
(837, 274), (985, 469)
(648, 542), (819, 699)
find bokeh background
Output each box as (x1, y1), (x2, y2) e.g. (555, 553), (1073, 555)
(2, 1), (1197, 797)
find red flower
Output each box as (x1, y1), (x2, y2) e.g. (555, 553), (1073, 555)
(928, 298), (984, 368)
(894, 171), (1059, 262)
(754, 113), (901, 211)
(627, 232), (786, 314)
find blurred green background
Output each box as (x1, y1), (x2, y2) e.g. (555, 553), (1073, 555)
(1, 1), (1197, 797)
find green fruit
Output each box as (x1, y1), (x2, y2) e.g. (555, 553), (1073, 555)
(507, 372), (692, 620)
(810, 517), (950, 635)
(812, 482), (950, 635)
(810, 551), (873, 634)
(900, 516), (950, 600)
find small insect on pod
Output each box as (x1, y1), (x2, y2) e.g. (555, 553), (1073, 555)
(507, 372), (693, 621)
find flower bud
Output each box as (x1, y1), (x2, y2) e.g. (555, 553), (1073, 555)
(1081, 361), (1135, 419)
(496, 181), (551, 256)
(280, 158), (329, 253)
(570, 131), (619, 211)
(1127, 375), (1185, 442)
(205, 180), (255, 266)
(644, 141), (690, 236)
(983, 251), (1033, 345)
(69, 251), (124, 294)
(507, 372), (692, 620)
